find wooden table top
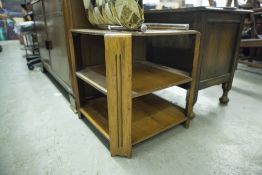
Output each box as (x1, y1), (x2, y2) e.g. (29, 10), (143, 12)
(145, 6), (251, 14)
(71, 28), (199, 36)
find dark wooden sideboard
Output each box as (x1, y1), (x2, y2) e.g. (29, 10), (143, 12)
(145, 7), (250, 104)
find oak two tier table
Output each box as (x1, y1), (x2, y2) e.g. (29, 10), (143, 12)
(70, 29), (201, 158)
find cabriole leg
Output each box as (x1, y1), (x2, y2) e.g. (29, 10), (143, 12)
(219, 82), (230, 105)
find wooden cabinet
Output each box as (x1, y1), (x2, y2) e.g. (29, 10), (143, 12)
(32, 0), (71, 92)
(32, 0), (88, 110)
(145, 7), (250, 104)
(70, 29), (200, 157)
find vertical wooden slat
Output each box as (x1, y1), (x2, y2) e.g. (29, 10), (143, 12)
(104, 34), (132, 158)
(69, 32), (83, 118)
(185, 33), (201, 128)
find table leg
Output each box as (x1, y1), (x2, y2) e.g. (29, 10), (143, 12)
(219, 82), (230, 105)
(185, 33), (201, 127)
(105, 34), (132, 158)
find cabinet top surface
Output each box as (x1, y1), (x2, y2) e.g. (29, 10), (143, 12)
(145, 6), (251, 14)
(71, 29), (199, 36)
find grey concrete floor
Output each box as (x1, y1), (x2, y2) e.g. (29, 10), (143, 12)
(0, 41), (262, 175)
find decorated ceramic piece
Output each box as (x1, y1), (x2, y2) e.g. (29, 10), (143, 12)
(83, 0), (144, 30)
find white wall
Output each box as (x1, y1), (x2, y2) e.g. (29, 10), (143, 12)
(144, 0), (248, 7)
(188, 0), (228, 7)
(143, 0), (160, 4)
(185, 0), (202, 6)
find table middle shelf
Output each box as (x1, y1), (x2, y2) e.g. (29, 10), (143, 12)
(76, 61), (192, 98)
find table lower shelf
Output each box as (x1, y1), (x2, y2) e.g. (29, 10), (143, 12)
(80, 94), (187, 145)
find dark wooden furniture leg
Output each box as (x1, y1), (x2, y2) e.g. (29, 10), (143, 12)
(219, 82), (230, 105)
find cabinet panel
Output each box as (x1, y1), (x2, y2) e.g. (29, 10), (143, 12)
(42, 0), (63, 15)
(201, 23), (238, 80)
(45, 7), (70, 85)
(33, 0), (45, 17)
(33, 0), (71, 87)
(33, 1), (51, 64)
